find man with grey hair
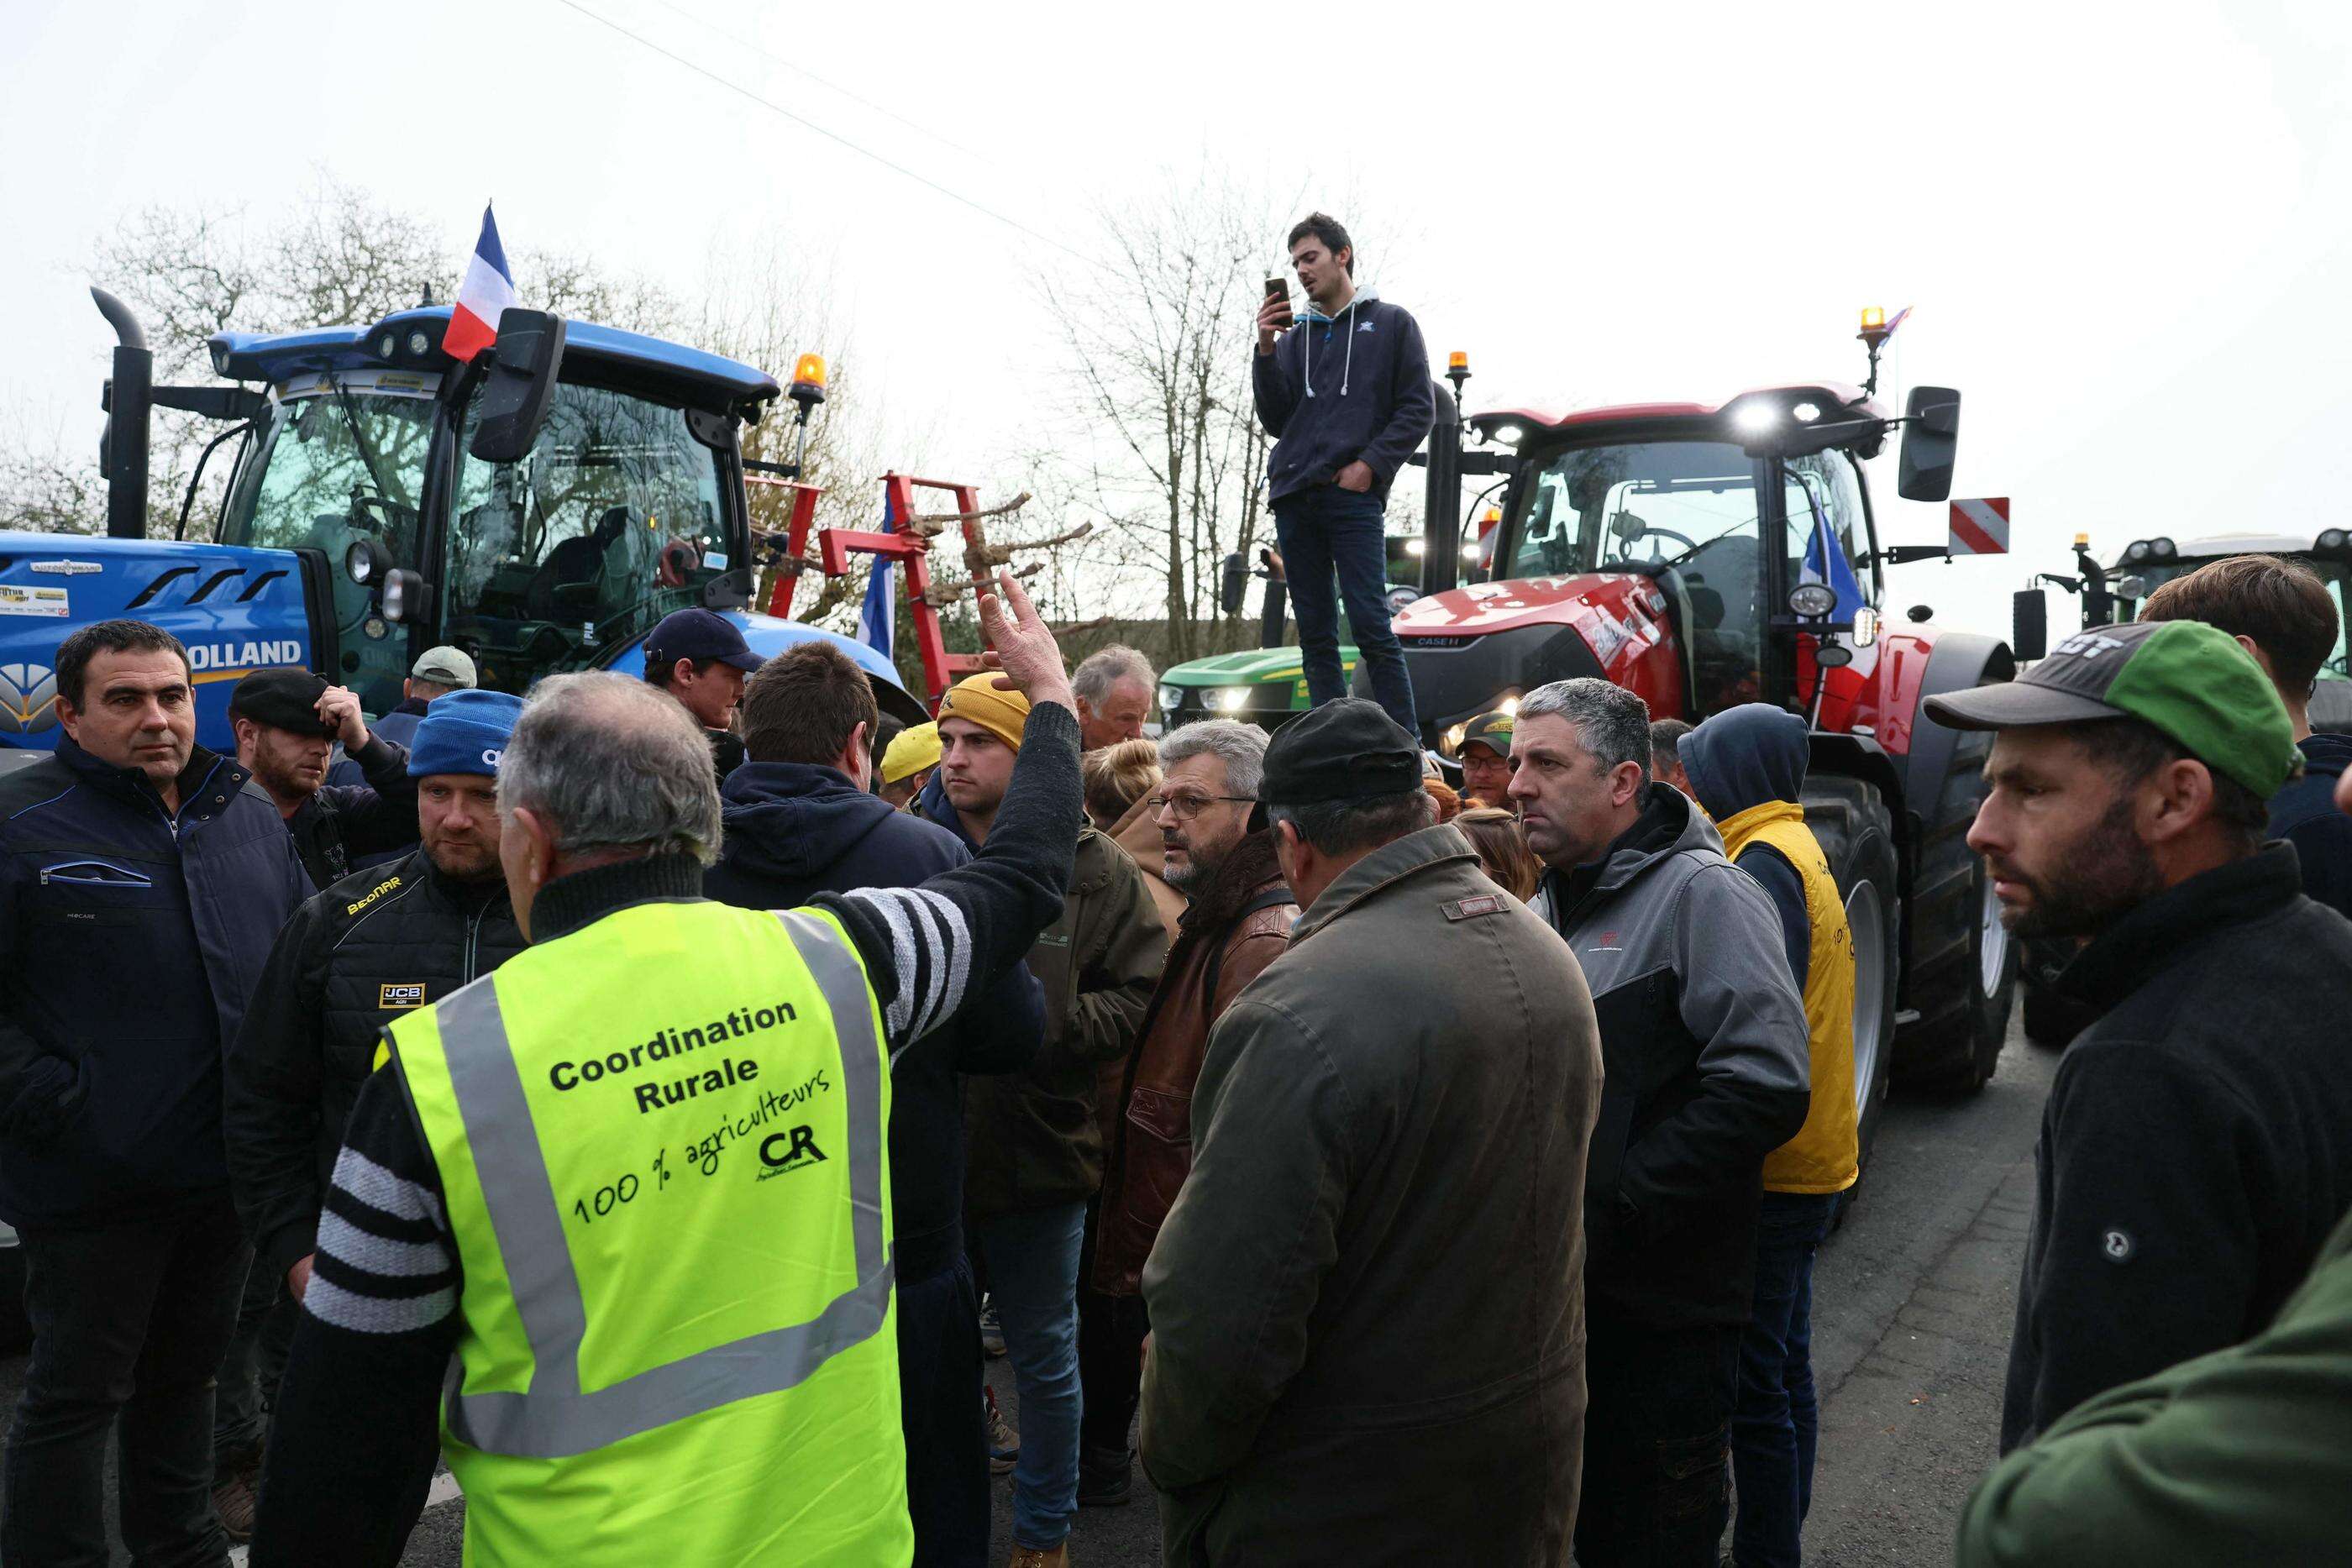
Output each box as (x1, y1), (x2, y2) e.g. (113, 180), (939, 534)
(254, 574), (1091, 1565)
(1509, 676), (1809, 1567)
(1142, 700), (1602, 1563)
(1084, 719), (1291, 1504)
(1071, 643), (1156, 753)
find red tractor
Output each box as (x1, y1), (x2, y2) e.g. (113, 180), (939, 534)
(1385, 321), (2020, 1157)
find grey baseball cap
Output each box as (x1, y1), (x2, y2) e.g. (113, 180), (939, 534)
(410, 646), (479, 688)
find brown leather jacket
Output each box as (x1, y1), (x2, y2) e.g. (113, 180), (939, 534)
(1095, 793), (1189, 1153)
(1092, 829), (1296, 1297)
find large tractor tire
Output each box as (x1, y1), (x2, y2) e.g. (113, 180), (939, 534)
(1799, 775), (1900, 1180)
(1893, 726), (2019, 1093)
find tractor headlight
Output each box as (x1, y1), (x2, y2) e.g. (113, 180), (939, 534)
(407, 330), (431, 358)
(2151, 537), (2178, 560)
(1851, 606), (1879, 648)
(1792, 401), (1822, 423)
(2318, 529), (2349, 553)
(209, 341), (232, 376)
(1733, 403), (1779, 434)
(1788, 583), (1838, 618)
(1210, 687), (1252, 713)
(2124, 540), (2153, 564)
(344, 538), (391, 586)
(1158, 684), (1182, 712)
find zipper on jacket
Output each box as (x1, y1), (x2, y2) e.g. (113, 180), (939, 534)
(463, 897), (487, 982)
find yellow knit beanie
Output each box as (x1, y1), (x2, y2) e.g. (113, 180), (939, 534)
(936, 674), (1032, 753)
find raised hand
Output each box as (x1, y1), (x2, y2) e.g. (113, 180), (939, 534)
(977, 570), (1076, 715)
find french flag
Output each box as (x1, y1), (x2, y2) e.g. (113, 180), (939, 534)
(442, 205), (517, 363)
(857, 488), (897, 660)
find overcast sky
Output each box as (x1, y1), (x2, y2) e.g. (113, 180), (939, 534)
(5, 0), (2349, 643)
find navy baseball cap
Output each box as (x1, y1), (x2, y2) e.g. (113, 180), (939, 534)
(643, 609), (764, 677)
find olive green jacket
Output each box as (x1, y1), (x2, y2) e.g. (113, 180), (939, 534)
(963, 827), (1166, 1218)
(1957, 1203), (2352, 1567)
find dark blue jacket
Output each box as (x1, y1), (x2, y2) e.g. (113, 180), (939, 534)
(1252, 289), (1436, 505)
(1683, 703), (1814, 983)
(0, 737), (309, 1225)
(2269, 732), (2352, 923)
(702, 760), (1042, 1279)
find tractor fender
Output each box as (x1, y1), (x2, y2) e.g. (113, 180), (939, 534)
(1808, 732), (1909, 892)
(1893, 631), (2015, 823)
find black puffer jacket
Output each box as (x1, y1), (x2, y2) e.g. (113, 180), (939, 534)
(224, 844), (523, 1282)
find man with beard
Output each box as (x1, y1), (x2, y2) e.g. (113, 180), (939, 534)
(1086, 719), (1294, 1507)
(228, 669), (422, 889)
(217, 690), (528, 1533)
(1456, 711), (1516, 808)
(1924, 619), (2352, 1451)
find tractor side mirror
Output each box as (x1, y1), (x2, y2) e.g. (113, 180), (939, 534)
(469, 310), (569, 465)
(2012, 588), (2048, 662)
(1898, 386), (1961, 502)
(1220, 552), (1248, 616)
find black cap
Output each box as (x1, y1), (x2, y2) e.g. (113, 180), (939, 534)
(643, 609), (764, 676)
(227, 668), (333, 735)
(1259, 699), (1425, 805)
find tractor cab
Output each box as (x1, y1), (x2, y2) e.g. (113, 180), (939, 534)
(208, 308), (777, 713)
(1394, 377), (1958, 753)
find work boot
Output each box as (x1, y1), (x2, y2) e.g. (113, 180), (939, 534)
(211, 1452), (260, 1544)
(1007, 1543), (1070, 1568)
(985, 1385), (1019, 1476)
(1077, 1440), (1132, 1507)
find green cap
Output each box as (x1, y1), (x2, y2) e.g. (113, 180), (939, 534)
(1458, 711), (1515, 758)
(1923, 619), (2301, 797)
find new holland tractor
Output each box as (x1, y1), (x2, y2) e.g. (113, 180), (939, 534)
(0, 291), (928, 763)
(1373, 319), (2023, 1157)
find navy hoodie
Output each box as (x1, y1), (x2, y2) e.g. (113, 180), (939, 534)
(1682, 704), (1814, 984)
(2267, 732), (2352, 923)
(1252, 288), (1436, 505)
(701, 761), (1042, 1280)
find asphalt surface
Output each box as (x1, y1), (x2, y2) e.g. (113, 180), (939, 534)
(0, 1015), (2055, 1565)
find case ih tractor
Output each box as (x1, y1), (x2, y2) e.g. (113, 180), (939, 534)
(0, 291), (929, 767)
(1376, 320), (2023, 1147)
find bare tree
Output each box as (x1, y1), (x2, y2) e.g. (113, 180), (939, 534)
(1037, 169), (1284, 663)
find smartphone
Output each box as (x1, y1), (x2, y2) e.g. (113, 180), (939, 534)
(1264, 275), (1294, 327)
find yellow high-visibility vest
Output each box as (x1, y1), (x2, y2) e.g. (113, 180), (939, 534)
(386, 899), (911, 1567)
(1716, 801), (1861, 1194)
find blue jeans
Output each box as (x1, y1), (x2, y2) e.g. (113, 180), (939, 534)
(1731, 1190), (1839, 1567)
(973, 1202), (1087, 1550)
(1273, 484), (1418, 734)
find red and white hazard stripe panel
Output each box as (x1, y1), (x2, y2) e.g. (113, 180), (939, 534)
(1949, 497), (2011, 556)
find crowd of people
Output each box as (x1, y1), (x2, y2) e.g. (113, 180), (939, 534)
(3, 208), (2352, 1568)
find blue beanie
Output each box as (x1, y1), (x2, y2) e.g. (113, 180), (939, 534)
(406, 689), (525, 779)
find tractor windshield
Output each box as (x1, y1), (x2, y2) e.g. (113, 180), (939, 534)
(1509, 439), (1772, 709)
(446, 380), (733, 692)
(217, 372), (438, 708)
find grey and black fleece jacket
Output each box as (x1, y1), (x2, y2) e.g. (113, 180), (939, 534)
(250, 702), (1084, 1568)
(1533, 782), (1810, 1329)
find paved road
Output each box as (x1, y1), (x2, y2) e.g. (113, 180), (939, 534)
(0, 1017), (2055, 1565)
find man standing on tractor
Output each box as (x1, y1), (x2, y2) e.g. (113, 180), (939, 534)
(2134, 553), (2352, 920)
(1678, 706), (1859, 1568)
(1509, 678), (1810, 1567)
(228, 669), (423, 890)
(1252, 212), (1434, 735)
(1924, 620), (2352, 1453)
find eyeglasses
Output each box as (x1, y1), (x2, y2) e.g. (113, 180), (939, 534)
(1149, 792), (1256, 821)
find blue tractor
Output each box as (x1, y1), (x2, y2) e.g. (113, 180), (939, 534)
(0, 292), (924, 754)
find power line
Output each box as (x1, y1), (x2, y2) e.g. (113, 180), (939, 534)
(645, 0), (995, 167)
(550, 0), (1089, 264)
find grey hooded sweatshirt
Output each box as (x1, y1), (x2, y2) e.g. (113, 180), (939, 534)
(1532, 782), (1811, 1327)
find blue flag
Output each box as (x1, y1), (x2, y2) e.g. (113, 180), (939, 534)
(1798, 495), (1866, 621)
(856, 489), (896, 659)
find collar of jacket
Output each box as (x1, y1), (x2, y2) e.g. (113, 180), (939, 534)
(529, 851), (706, 944)
(2059, 841), (2303, 1010)
(1540, 781), (1717, 919)
(1179, 828), (1287, 932)
(1289, 822), (1478, 946)
(404, 842), (511, 912)
(1712, 798), (1803, 856)
(53, 732), (238, 817)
